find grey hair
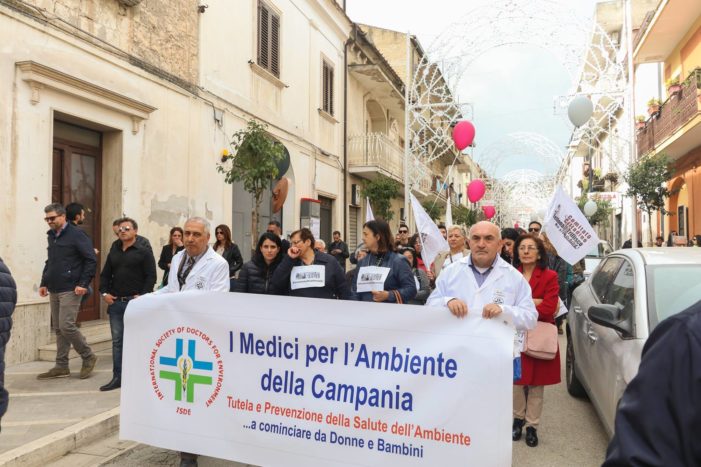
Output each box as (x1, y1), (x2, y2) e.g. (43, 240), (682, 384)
(447, 225), (467, 238)
(468, 221), (502, 240)
(315, 239), (326, 249)
(44, 203), (65, 215)
(185, 216), (211, 234)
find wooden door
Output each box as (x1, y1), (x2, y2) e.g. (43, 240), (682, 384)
(52, 137), (102, 322)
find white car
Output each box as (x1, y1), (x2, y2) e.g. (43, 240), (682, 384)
(566, 248), (701, 437)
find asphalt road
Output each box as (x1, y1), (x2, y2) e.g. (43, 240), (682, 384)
(105, 336), (609, 467)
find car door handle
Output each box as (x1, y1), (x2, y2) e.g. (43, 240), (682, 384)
(587, 330), (598, 343)
(573, 306), (582, 314)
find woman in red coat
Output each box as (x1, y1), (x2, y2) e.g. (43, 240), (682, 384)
(512, 233), (560, 448)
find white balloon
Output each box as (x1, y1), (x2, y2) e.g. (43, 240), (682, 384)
(583, 200), (598, 217)
(568, 96), (594, 127)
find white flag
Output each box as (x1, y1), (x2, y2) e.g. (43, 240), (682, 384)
(543, 186), (600, 265)
(365, 197), (374, 223)
(410, 194), (449, 267)
(445, 201), (453, 226)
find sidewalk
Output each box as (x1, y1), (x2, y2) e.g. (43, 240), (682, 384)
(0, 348), (125, 466)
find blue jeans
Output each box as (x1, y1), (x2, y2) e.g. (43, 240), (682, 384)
(108, 301), (128, 379)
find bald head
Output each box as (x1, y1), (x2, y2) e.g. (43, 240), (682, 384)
(468, 221), (502, 268)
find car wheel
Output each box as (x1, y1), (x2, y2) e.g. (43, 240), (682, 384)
(566, 329), (587, 398)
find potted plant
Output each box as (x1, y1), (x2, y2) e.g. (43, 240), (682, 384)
(603, 172), (619, 185)
(647, 98), (661, 116)
(666, 76), (682, 97)
(636, 115), (646, 130)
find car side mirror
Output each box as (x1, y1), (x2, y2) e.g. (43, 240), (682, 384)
(588, 304), (633, 337)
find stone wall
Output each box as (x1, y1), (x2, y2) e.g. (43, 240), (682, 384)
(18, 0), (199, 85)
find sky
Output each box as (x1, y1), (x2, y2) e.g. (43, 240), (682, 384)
(345, 0), (614, 178)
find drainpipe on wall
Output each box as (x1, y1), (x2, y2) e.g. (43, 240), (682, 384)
(343, 32), (352, 241)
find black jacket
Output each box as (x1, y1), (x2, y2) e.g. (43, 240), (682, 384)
(271, 251), (350, 300)
(604, 300), (701, 467)
(351, 251), (417, 303)
(0, 258), (16, 349)
(233, 257), (280, 295)
(329, 241), (350, 271)
(100, 239), (157, 296)
(158, 244), (185, 286)
(219, 244), (243, 277)
(41, 222), (97, 293)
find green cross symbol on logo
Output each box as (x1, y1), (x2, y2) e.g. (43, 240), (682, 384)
(159, 338), (213, 403)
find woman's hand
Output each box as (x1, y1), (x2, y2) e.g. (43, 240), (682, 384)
(371, 290), (390, 302)
(533, 298), (543, 306)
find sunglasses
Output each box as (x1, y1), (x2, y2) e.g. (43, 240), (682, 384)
(44, 215), (62, 222)
(528, 228), (541, 232)
(118, 226), (132, 232)
(399, 230), (408, 234)
(216, 231), (224, 235)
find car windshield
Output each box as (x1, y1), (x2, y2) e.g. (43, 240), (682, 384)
(647, 265), (701, 330)
(586, 242), (612, 258)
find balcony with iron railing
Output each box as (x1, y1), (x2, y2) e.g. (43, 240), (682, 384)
(636, 68), (701, 159)
(348, 133), (434, 193)
(348, 132), (404, 182)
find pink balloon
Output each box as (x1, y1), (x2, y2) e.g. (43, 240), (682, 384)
(482, 205), (496, 219)
(467, 179), (486, 203)
(452, 121), (476, 150)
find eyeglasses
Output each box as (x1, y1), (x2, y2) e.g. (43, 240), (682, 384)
(44, 215), (61, 222)
(518, 246), (538, 252)
(528, 228), (541, 233)
(118, 226), (132, 232)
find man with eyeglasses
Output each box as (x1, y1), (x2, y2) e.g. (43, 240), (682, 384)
(397, 224), (410, 247)
(528, 221), (542, 235)
(38, 203), (98, 380)
(98, 218), (156, 391)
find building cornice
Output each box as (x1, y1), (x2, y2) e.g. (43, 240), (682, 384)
(17, 61), (157, 134)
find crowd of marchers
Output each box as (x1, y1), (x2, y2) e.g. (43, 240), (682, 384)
(0, 201), (698, 466)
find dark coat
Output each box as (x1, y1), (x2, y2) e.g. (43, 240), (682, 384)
(158, 244), (185, 286)
(351, 251), (417, 303)
(219, 244), (243, 277)
(233, 257), (280, 295)
(0, 258), (16, 349)
(409, 268), (431, 305)
(41, 222), (97, 293)
(271, 251), (350, 300)
(515, 266), (561, 386)
(0, 257), (17, 421)
(604, 300), (701, 467)
(329, 240), (349, 271)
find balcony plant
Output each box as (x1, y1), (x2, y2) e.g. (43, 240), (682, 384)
(635, 115), (646, 130)
(647, 98), (661, 116)
(666, 76), (681, 97)
(603, 172), (619, 186)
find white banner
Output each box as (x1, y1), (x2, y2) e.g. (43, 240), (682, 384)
(410, 194), (449, 267)
(544, 186), (600, 265)
(366, 197), (375, 223)
(121, 292), (513, 467)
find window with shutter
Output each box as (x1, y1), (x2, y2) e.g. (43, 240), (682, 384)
(322, 60), (334, 116)
(257, 2), (280, 78)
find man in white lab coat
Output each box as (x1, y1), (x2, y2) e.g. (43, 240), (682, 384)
(157, 217), (229, 295)
(155, 216), (228, 467)
(427, 221), (537, 331)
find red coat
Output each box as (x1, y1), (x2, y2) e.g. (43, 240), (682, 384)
(515, 266), (561, 386)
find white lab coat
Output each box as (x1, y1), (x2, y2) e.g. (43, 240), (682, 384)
(426, 254), (538, 331)
(156, 247), (229, 293)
